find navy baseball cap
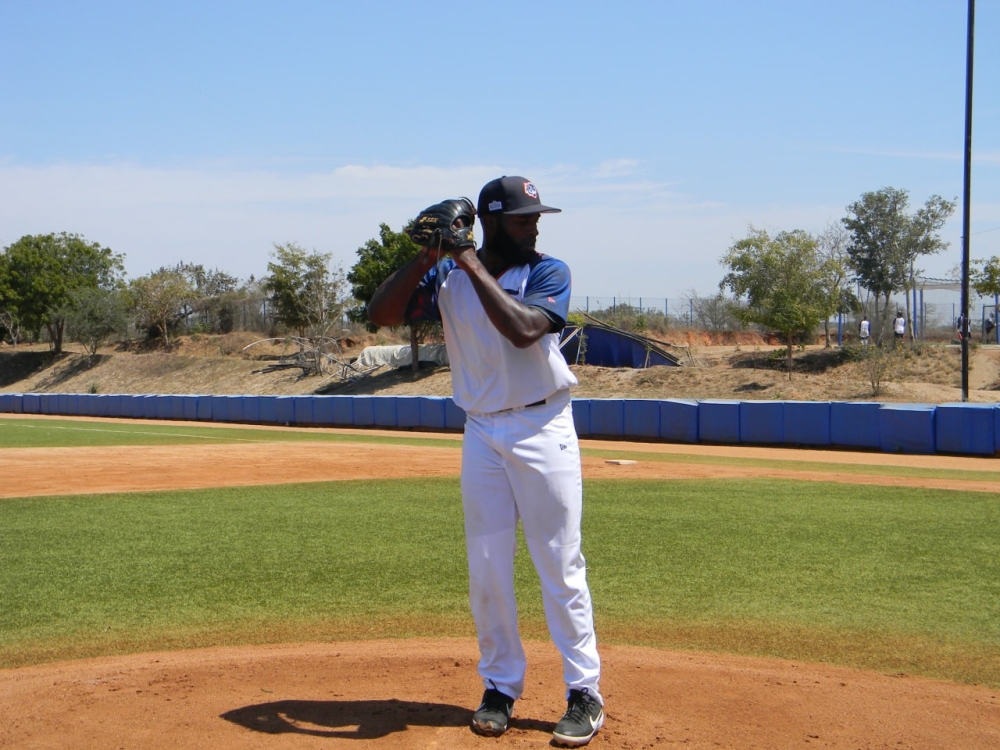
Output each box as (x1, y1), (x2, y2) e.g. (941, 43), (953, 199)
(477, 176), (562, 216)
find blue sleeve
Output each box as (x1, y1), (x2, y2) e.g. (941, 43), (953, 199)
(523, 256), (572, 330)
(404, 258), (456, 323)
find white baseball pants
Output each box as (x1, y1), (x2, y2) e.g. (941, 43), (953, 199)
(461, 391), (602, 704)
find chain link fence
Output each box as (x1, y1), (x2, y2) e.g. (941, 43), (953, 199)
(571, 287), (1000, 344)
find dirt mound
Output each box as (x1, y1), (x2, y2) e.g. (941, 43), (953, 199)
(3, 334), (999, 404)
(651, 330), (768, 347)
(2, 638), (998, 749)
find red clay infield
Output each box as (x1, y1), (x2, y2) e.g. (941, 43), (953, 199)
(1, 416), (999, 748)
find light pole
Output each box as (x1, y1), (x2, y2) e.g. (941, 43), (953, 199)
(960, 0), (975, 401)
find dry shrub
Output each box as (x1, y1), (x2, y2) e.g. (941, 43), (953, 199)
(896, 344), (962, 386)
(854, 345), (904, 397)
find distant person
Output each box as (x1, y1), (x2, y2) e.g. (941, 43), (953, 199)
(893, 312), (905, 342)
(859, 316), (871, 347)
(957, 312), (970, 342)
(985, 313), (996, 343)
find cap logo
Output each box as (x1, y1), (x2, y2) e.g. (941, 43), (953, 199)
(523, 182), (538, 199)
(488, 200), (503, 211)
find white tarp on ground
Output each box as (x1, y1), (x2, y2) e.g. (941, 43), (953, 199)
(356, 343), (449, 369)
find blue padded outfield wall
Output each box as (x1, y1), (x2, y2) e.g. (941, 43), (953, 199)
(2, 392), (1000, 457)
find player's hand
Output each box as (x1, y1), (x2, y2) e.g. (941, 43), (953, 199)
(408, 198), (477, 252)
(449, 244), (479, 270)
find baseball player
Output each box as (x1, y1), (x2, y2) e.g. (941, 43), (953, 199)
(367, 176), (603, 746)
(859, 316), (870, 346)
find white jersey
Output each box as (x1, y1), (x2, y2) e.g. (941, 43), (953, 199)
(408, 254), (578, 414)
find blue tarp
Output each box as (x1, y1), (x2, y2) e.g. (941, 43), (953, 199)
(2, 391), (997, 457)
(659, 399), (699, 443)
(783, 401), (832, 446)
(590, 399), (626, 436)
(740, 401), (784, 444)
(879, 404), (936, 454)
(560, 325), (680, 368)
(935, 403), (996, 455)
(699, 400), (741, 443)
(830, 401), (882, 449)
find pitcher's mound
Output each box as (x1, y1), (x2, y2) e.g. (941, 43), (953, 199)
(1, 638), (997, 748)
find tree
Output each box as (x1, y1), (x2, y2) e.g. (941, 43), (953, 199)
(235, 276), (271, 333)
(169, 262), (241, 333)
(842, 188), (956, 344)
(720, 227), (833, 378)
(971, 256), (1000, 342)
(62, 287), (128, 363)
(0, 310), (21, 346)
(263, 243), (346, 338)
(126, 268), (195, 346)
(816, 222), (860, 347)
(347, 223), (432, 373)
(681, 289), (741, 332)
(0, 263), (20, 344)
(347, 224), (421, 329)
(971, 256), (1000, 299)
(0, 233), (125, 353)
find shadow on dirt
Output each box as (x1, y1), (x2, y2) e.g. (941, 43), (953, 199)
(222, 698), (557, 739)
(733, 381), (773, 393)
(314, 364), (449, 396)
(0, 351), (61, 387)
(730, 348), (851, 374)
(30, 354), (107, 390)
(223, 699), (460, 739)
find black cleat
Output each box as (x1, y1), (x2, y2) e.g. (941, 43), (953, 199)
(471, 687), (515, 737)
(552, 688), (604, 746)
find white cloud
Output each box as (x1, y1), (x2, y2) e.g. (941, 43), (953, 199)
(1, 160), (993, 301)
(814, 147), (1000, 165)
(0, 162), (504, 279)
(593, 159), (641, 177)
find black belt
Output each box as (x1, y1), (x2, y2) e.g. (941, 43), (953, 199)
(497, 398), (547, 413)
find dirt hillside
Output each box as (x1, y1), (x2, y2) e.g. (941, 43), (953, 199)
(2, 331), (999, 404)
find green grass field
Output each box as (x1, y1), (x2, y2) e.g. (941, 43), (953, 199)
(0, 416), (460, 450)
(2, 417), (999, 687)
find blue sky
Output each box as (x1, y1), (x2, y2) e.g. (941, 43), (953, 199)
(1, 0), (997, 302)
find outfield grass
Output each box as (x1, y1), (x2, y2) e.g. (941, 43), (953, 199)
(0, 416), (460, 450)
(2, 476), (998, 686)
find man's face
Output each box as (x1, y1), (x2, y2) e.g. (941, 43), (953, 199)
(489, 213), (540, 265)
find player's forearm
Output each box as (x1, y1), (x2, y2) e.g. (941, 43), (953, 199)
(457, 253), (551, 348)
(368, 251), (435, 328)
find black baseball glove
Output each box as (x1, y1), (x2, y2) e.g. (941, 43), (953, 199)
(408, 198), (477, 250)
